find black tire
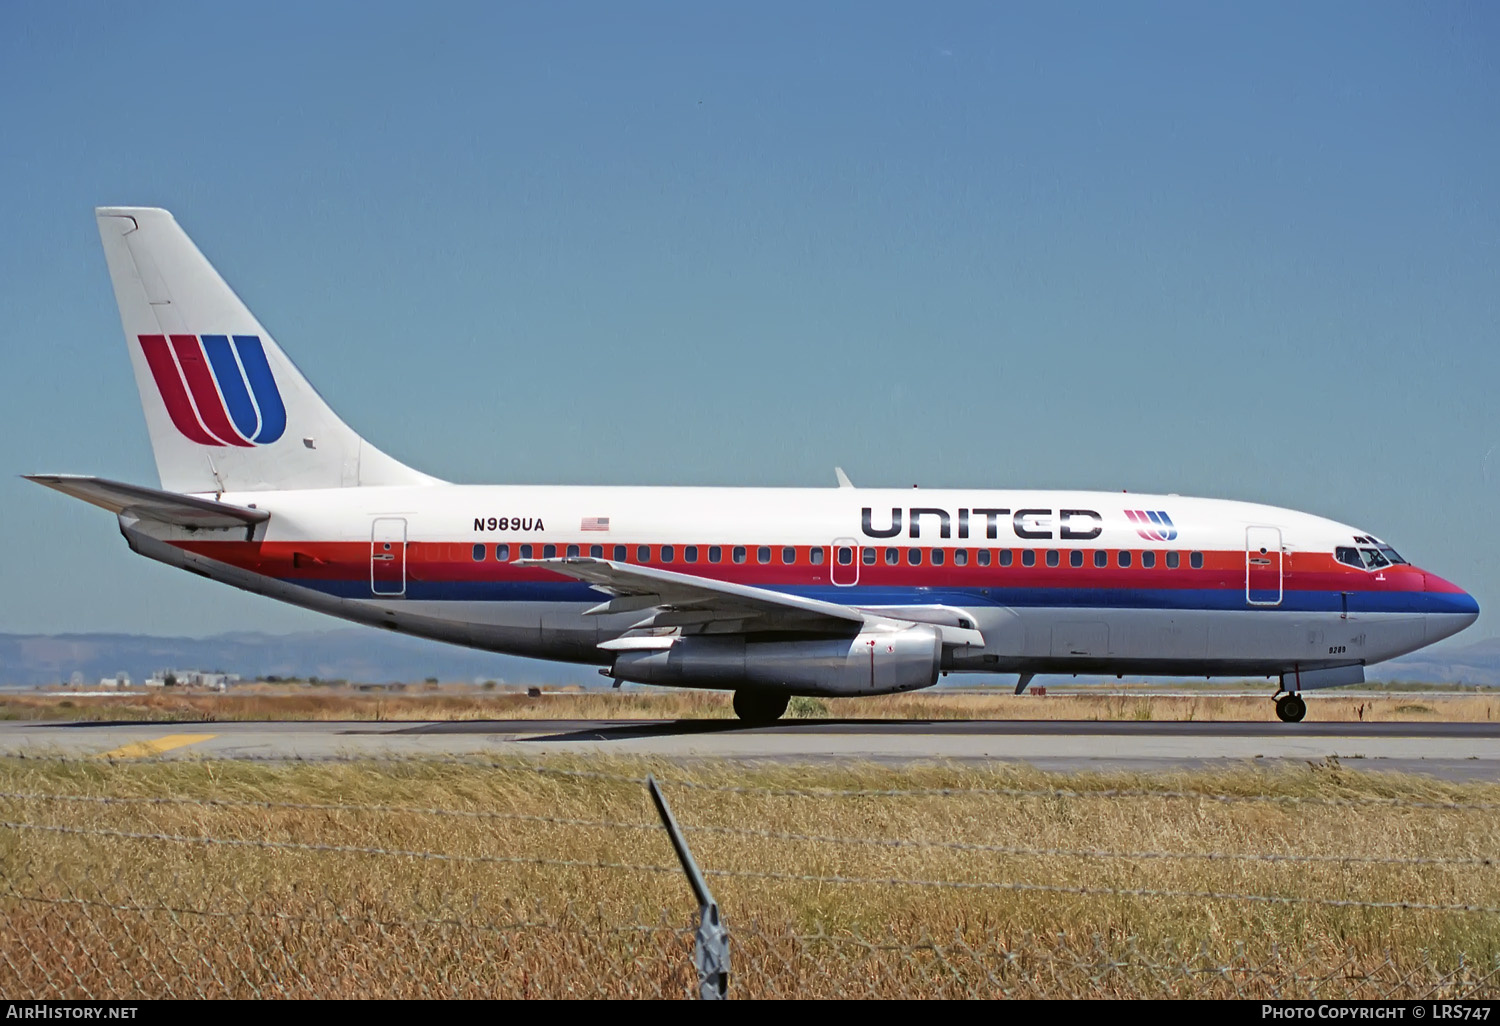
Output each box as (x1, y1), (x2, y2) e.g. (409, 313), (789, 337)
(732, 690), (789, 724)
(1275, 694), (1307, 723)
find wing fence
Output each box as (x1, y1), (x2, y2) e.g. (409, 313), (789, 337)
(1, 756), (1497, 999)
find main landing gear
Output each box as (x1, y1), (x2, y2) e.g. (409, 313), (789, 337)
(1274, 691), (1307, 723)
(733, 690), (789, 724)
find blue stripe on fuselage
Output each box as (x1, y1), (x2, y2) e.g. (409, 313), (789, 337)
(275, 578), (1472, 615)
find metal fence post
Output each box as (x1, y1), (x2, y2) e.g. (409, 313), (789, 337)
(647, 775), (729, 999)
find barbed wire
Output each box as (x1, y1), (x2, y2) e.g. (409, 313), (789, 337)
(0, 790), (664, 832)
(518, 765), (1500, 810)
(0, 819), (678, 876)
(695, 865), (1500, 915)
(4, 818), (1495, 915)
(3, 891), (689, 939)
(8, 751), (1494, 811)
(681, 821), (1499, 868)
(5, 790), (1492, 868)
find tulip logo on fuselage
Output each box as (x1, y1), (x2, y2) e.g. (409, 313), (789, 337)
(1124, 510), (1177, 542)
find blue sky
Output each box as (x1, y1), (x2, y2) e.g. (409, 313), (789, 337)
(2, 1), (1497, 639)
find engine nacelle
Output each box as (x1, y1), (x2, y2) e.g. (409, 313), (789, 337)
(609, 626), (942, 697)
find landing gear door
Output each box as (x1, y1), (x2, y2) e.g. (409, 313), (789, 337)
(371, 517), (407, 596)
(1246, 525), (1282, 606)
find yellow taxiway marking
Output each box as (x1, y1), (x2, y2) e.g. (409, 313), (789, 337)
(96, 733), (217, 760)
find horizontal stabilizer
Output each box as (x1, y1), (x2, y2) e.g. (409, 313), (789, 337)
(24, 474), (270, 529)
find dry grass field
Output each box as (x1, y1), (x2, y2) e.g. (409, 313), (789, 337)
(2, 755), (1498, 998)
(2, 685), (1497, 724)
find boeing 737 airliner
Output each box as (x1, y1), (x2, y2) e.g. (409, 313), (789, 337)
(29, 208), (1479, 722)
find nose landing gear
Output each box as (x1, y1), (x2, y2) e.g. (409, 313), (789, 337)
(1274, 691), (1306, 723)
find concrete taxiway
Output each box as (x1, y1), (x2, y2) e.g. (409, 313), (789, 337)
(1, 719), (1498, 780)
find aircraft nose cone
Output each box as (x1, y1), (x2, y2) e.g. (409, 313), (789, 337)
(1424, 572), (1479, 638)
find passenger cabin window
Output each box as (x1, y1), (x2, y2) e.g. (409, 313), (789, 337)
(1021, 550), (1035, 567)
(520, 544), (533, 559)
(908, 547), (922, 566)
(1046, 550), (1060, 568)
(1094, 550), (1107, 568)
(1166, 551), (1179, 569)
(954, 549), (968, 566)
(544, 544), (557, 559)
(1142, 551), (1155, 569)
(733, 546), (747, 564)
(886, 548), (899, 565)
(837, 546), (854, 566)
(589, 545), (602, 558)
(758, 546), (771, 564)
(1190, 551), (1203, 569)
(496, 544), (510, 561)
(782, 547), (796, 564)
(472, 544), (486, 562)
(709, 546), (722, 563)
(637, 545), (650, 562)
(999, 550), (1013, 567)
(1118, 550), (1132, 568)
(863, 547), (877, 565)
(977, 550), (991, 566)
(932, 549), (945, 566)
(566, 544), (579, 558)
(684, 546), (698, 563)
(661, 545), (674, 563)
(1069, 550), (1083, 568)
(613, 546), (626, 561)
(810, 547), (825, 565)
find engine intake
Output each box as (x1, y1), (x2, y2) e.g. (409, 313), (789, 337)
(609, 626), (942, 696)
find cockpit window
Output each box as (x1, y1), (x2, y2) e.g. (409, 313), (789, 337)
(1340, 541), (1408, 569)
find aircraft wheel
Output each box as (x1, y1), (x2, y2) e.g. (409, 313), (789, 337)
(732, 690), (789, 724)
(1275, 693), (1306, 723)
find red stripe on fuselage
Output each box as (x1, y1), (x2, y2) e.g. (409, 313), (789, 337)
(169, 335), (252, 447)
(166, 541), (1429, 594)
(139, 335), (223, 446)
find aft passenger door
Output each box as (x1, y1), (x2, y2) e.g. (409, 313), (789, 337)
(1245, 525), (1282, 606)
(371, 517), (407, 596)
(830, 537), (859, 587)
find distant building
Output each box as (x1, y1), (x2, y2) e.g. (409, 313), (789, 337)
(147, 669), (240, 691)
(98, 672), (131, 689)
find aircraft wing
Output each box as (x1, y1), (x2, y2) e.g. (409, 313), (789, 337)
(515, 556), (984, 646)
(24, 475), (270, 530)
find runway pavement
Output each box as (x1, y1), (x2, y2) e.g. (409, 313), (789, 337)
(2, 718), (1499, 780)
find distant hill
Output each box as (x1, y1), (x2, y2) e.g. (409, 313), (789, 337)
(1363, 636), (1500, 687)
(2, 629), (1496, 689)
(0, 629), (596, 688)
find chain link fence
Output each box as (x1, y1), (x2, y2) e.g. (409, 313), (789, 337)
(2, 757), (1498, 999)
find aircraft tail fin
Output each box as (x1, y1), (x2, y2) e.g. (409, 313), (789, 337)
(95, 207), (438, 493)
